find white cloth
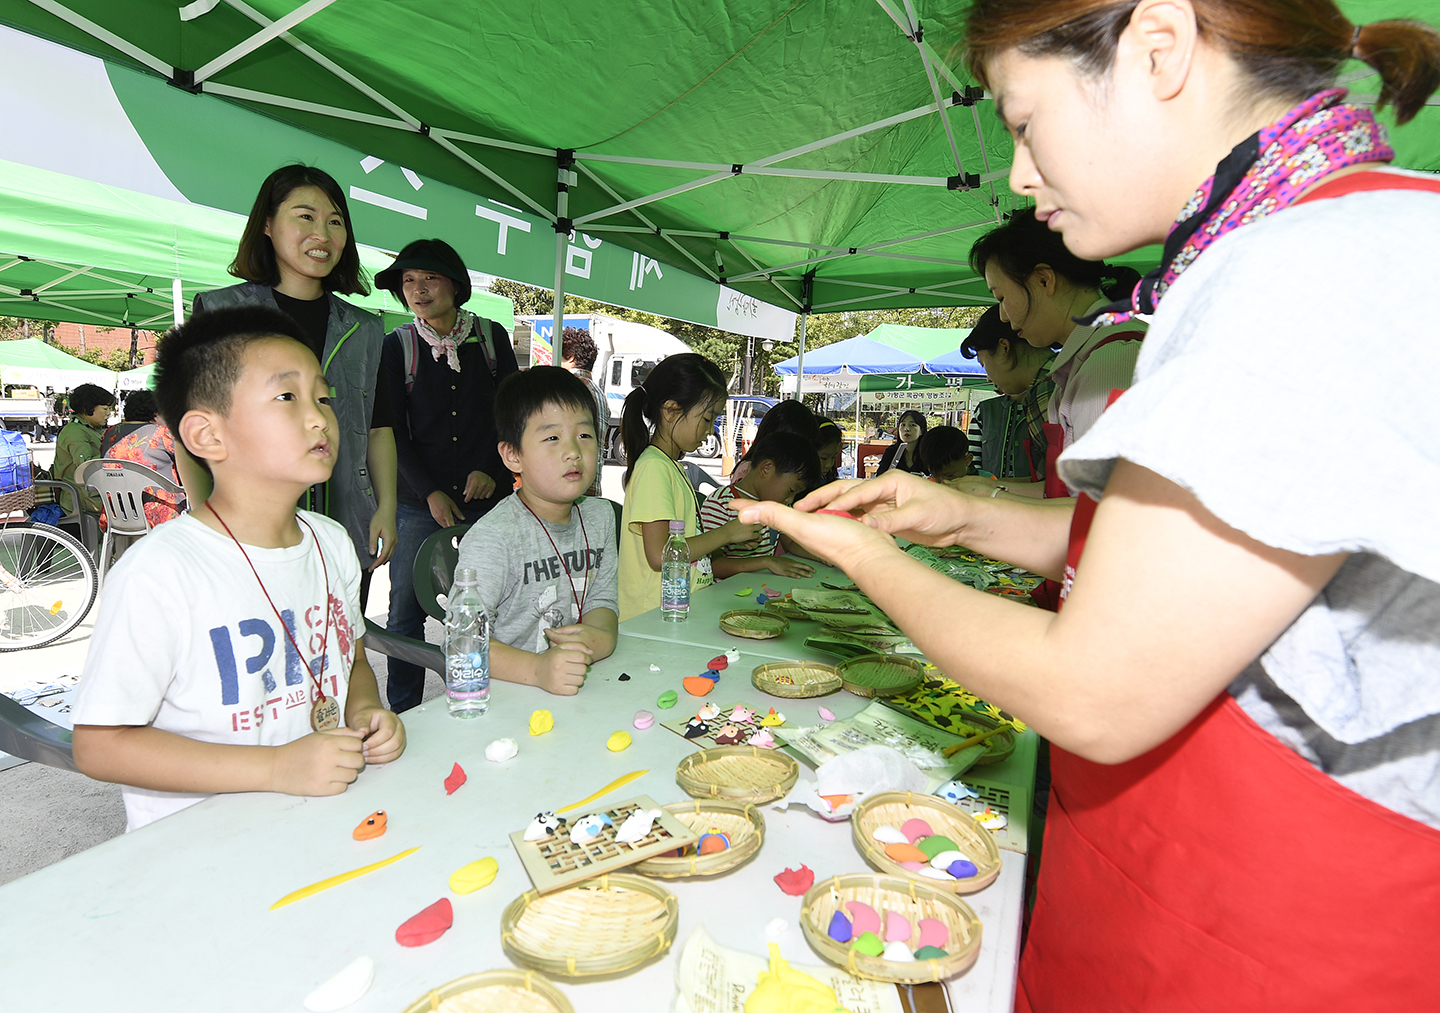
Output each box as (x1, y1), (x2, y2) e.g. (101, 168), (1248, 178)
(1059, 184), (1440, 826)
(71, 511), (362, 831)
(414, 308), (476, 372)
(1047, 297), (1146, 458)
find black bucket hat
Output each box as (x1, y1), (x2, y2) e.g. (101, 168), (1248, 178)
(375, 238), (472, 308)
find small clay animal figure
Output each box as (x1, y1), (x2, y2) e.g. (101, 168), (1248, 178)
(696, 702), (721, 721)
(729, 704), (755, 724)
(615, 808), (663, 844)
(713, 723), (743, 745)
(683, 717), (710, 739)
(523, 811), (567, 842)
(569, 813), (613, 845)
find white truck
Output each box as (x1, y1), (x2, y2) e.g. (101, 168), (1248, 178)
(516, 313), (694, 462)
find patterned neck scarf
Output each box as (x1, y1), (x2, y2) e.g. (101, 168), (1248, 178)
(414, 307), (476, 372)
(1086, 90), (1392, 327)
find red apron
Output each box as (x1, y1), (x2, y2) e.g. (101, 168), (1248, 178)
(1018, 172), (1440, 1011)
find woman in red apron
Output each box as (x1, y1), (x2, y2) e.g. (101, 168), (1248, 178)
(741, 3), (1440, 1008)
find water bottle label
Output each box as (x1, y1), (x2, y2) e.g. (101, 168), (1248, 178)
(447, 689), (490, 701)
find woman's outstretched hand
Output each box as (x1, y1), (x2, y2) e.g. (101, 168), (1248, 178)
(793, 472), (977, 547)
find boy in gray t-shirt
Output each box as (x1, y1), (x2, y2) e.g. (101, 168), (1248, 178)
(456, 367), (617, 696)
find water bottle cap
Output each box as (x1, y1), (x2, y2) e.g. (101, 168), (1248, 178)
(453, 566), (480, 588)
(668, 520), (685, 532)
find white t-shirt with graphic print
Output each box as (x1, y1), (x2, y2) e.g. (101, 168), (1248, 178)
(71, 510), (361, 832)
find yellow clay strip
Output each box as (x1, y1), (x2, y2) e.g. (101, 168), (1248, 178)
(270, 846), (421, 910)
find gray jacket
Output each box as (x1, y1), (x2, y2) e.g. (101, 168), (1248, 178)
(191, 282), (385, 566)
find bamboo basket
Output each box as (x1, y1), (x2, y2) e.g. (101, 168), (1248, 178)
(676, 745), (798, 804)
(631, 799), (765, 878)
(951, 710), (1016, 767)
(800, 874), (983, 984)
(851, 791), (1002, 895)
(751, 661), (841, 699)
(719, 609), (789, 640)
(398, 969), (574, 1013)
(500, 874), (678, 979)
(835, 654), (926, 698)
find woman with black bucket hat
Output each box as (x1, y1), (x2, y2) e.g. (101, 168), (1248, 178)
(376, 239), (518, 712)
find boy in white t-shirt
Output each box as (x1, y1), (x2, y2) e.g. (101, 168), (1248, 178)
(72, 306), (406, 831)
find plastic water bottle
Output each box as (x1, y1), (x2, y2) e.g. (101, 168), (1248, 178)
(445, 567), (490, 718)
(660, 519), (690, 622)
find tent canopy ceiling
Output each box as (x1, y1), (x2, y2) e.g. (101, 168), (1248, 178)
(1, 1), (1433, 322)
(0, 336), (117, 387)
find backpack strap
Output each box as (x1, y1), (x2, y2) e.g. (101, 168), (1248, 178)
(398, 324), (421, 393)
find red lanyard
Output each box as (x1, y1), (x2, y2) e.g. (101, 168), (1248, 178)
(207, 503), (333, 705)
(517, 497), (592, 619)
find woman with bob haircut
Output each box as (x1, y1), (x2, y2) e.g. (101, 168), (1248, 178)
(739, 2), (1440, 1007)
(193, 165), (397, 599)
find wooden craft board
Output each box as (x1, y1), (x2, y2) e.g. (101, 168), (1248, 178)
(508, 794), (700, 895)
(659, 699), (789, 751)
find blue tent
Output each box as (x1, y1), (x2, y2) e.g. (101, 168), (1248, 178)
(922, 347), (988, 377)
(773, 335), (930, 375)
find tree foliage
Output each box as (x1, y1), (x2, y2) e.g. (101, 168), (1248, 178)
(487, 279), (987, 396)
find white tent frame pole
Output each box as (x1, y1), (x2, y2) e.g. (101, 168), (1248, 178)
(732, 218), (997, 255)
(725, 240), (804, 310)
(574, 162), (719, 282)
(727, 247), (973, 284)
(551, 160), (571, 357)
(203, 84), (412, 130)
(896, 0), (966, 176)
(31, 265), (91, 294)
(431, 135), (555, 221)
(172, 279), (184, 325)
(23, 0), (171, 76)
(193, 0), (337, 83)
(577, 153), (732, 172)
(792, 313), (807, 402)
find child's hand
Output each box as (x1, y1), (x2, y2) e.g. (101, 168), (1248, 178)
(271, 727), (367, 796)
(722, 518), (765, 546)
(351, 707), (407, 766)
(765, 556), (814, 578)
(533, 643), (591, 696)
(544, 623), (613, 658)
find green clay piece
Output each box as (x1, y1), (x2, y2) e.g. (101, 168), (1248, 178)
(657, 691), (678, 709)
(917, 835), (958, 860)
(734, 587), (753, 596)
(913, 946), (948, 960)
(850, 931), (885, 957)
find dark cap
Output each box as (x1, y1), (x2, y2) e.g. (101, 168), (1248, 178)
(375, 238), (472, 308)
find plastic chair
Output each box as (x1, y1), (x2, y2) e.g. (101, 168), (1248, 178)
(76, 459), (184, 587)
(413, 523), (473, 622)
(33, 477), (100, 558)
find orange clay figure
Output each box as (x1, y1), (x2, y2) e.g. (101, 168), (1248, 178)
(353, 810), (387, 840)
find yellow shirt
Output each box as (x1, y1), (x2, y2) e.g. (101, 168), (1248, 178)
(618, 446), (713, 621)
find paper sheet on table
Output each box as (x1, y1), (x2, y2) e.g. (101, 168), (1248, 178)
(672, 925), (902, 1013)
(774, 701), (987, 792)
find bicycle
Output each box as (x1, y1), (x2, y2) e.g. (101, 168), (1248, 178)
(0, 488), (99, 652)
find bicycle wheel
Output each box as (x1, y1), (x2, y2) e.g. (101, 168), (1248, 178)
(0, 522), (99, 651)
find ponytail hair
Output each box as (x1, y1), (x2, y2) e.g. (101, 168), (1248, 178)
(620, 352), (728, 488)
(963, 2), (1440, 126)
(970, 208), (1136, 313)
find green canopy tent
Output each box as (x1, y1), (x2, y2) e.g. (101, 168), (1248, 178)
(0, 336), (117, 389)
(0, 1), (1434, 366)
(116, 362), (157, 390)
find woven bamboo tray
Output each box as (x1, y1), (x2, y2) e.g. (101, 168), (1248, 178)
(500, 873), (678, 979)
(835, 654), (926, 697)
(676, 745), (799, 804)
(953, 710), (1017, 767)
(399, 969), (574, 1013)
(851, 791), (1002, 895)
(801, 874), (982, 983)
(751, 660), (841, 699)
(719, 609), (789, 640)
(631, 799), (765, 878)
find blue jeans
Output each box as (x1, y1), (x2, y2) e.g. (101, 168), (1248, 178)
(384, 503), (443, 712)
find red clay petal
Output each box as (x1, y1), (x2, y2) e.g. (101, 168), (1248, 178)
(352, 810), (387, 840)
(708, 655), (729, 671)
(443, 763), (467, 795)
(817, 509), (861, 521)
(773, 864), (815, 896)
(395, 897), (453, 947)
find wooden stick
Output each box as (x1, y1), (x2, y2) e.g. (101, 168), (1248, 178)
(942, 725), (1007, 758)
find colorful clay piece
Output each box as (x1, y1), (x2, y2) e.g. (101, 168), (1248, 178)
(697, 828), (731, 855)
(724, 649), (740, 664)
(972, 808), (1008, 831)
(485, 738), (518, 762)
(606, 730), (632, 752)
(649, 664), (662, 672)
(901, 818), (934, 843)
(709, 655), (730, 671)
(773, 864), (814, 896)
(448, 856), (499, 894)
(758, 708), (785, 727)
(756, 594), (769, 604)
(657, 690), (678, 709)
(618, 673), (631, 681)
(935, 778), (979, 805)
(524, 812), (567, 841)
(882, 940), (917, 962)
(615, 807), (663, 844)
(818, 706), (836, 723)
(844, 901), (882, 937)
(303, 955), (374, 1013)
(850, 932), (884, 957)
(352, 810), (386, 841)
(529, 710), (554, 736)
(747, 728), (777, 748)
(556, 770), (648, 813)
(913, 946), (949, 960)
(884, 911), (912, 942)
(395, 898), (453, 947)
(729, 704), (754, 723)
(928, 850), (966, 869)
(947, 859), (979, 879)
(917, 918), (949, 950)
(697, 702), (721, 720)
(884, 842), (930, 864)
(917, 835), (959, 861)
(713, 724), (744, 745)
(443, 763), (467, 795)
(270, 847), (422, 910)
(633, 710), (655, 730)
(918, 867), (954, 881)
(683, 676), (716, 697)
(765, 917), (789, 937)
(683, 718), (710, 739)
(734, 587), (753, 596)
(899, 861), (925, 872)
(827, 911), (853, 943)
(872, 825), (908, 845)
(569, 813), (612, 845)
(699, 669), (721, 683)
(817, 509), (861, 521)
